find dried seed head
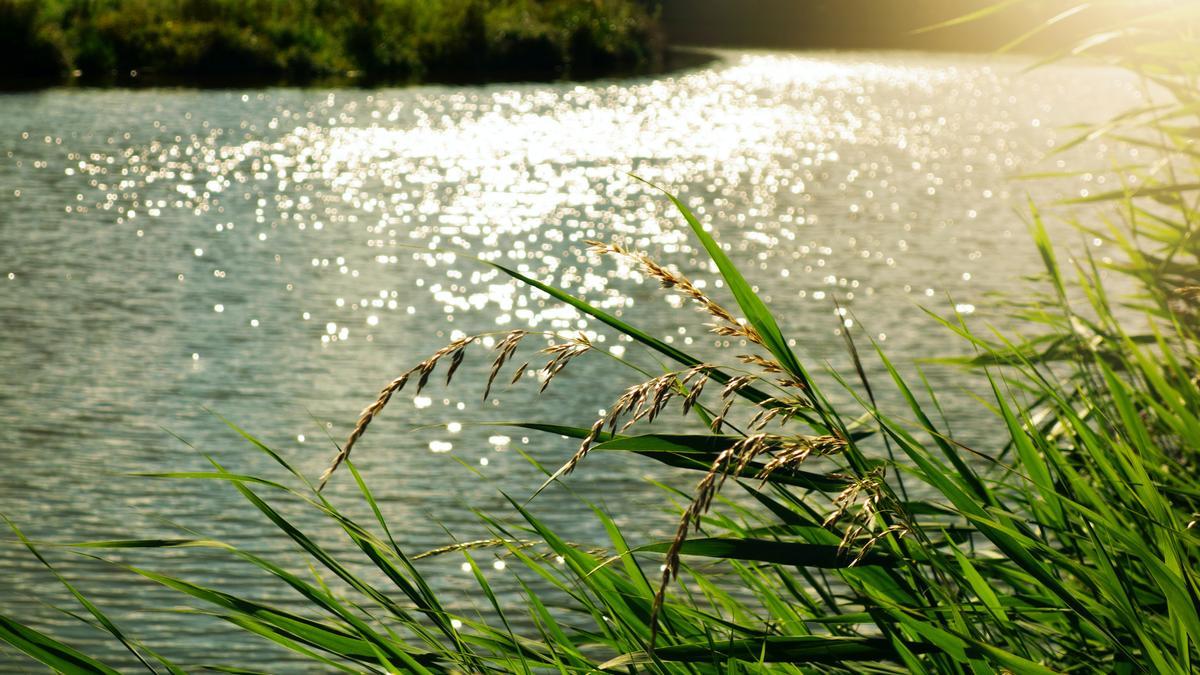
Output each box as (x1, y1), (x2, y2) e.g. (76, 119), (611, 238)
(757, 434), (846, 481)
(588, 239), (764, 346)
(510, 362), (529, 385)
(822, 467), (910, 565)
(849, 523), (911, 566)
(554, 367), (716, 478)
(721, 375), (756, 400)
(485, 330), (527, 400)
(680, 367), (710, 414)
(320, 335), (478, 490)
(445, 347), (467, 385)
(647, 433), (777, 646)
(712, 321), (764, 345)
(709, 397), (734, 434)
(739, 353), (783, 374)
(1175, 286), (1200, 301)
(413, 538), (536, 560)
(411, 336), (475, 392)
(825, 467), (886, 528)
(557, 418), (608, 477)
(538, 333), (593, 392)
(747, 406), (778, 430)
(776, 378), (810, 392)
(318, 368), (414, 489)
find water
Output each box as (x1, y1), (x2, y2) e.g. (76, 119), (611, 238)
(0, 50), (1143, 671)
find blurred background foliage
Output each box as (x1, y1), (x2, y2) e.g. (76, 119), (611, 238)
(0, 0), (664, 86)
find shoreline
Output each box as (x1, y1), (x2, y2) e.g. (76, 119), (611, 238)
(0, 47), (720, 93)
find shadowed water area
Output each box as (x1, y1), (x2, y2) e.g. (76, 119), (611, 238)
(0, 50), (1143, 670)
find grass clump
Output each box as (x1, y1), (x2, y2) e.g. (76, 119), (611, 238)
(2, 1), (1200, 672)
(0, 0), (663, 87)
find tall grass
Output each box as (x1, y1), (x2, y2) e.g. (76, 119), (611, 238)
(2, 1), (1199, 672)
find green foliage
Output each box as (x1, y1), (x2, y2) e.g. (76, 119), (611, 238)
(0, 0), (662, 85)
(0, 0), (71, 81)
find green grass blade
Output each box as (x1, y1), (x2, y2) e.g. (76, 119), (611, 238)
(0, 612), (122, 674)
(602, 635), (922, 667)
(635, 537), (894, 568)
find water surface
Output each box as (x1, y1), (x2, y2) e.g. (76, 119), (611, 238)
(0, 50), (1142, 670)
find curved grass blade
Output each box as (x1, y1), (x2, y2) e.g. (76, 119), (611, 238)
(0, 612), (122, 674)
(504, 424), (847, 490)
(592, 434), (850, 491)
(601, 635), (922, 667)
(634, 176), (810, 389)
(1059, 182), (1200, 205)
(910, 0), (1027, 34)
(344, 461), (482, 670)
(2, 515), (169, 674)
(119, 563), (421, 670)
(635, 537), (894, 567)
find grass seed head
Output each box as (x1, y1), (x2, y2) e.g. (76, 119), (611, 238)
(319, 335), (478, 490)
(588, 239), (765, 346)
(485, 330), (528, 399)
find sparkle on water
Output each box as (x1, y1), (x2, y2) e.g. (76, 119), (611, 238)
(0, 50), (1143, 670)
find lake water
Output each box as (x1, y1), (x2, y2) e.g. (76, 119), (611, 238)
(0, 50), (1142, 671)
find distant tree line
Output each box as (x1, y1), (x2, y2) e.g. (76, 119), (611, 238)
(0, 0), (664, 87)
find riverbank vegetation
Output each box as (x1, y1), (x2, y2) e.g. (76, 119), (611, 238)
(2, 0), (1199, 672)
(0, 0), (663, 87)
